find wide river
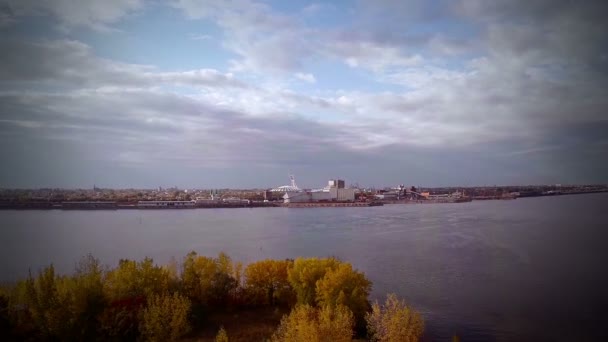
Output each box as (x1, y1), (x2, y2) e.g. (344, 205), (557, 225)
(1, 193), (607, 341)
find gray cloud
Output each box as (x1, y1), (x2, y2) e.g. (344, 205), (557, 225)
(0, 0), (607, 187)
(0, 87), (381, 187)
(0, 0), (143, 30)
(0, 39), (247, 89)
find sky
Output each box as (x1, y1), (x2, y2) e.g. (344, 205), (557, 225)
(0, 0), (607, 189)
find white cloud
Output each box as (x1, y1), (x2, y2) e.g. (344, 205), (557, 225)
(190, 34), (212, 41)
(294, 72), (316, 83)
(329, 41), (424, 72)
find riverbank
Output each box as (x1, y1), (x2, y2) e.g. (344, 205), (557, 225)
(1, 190), (606, 210)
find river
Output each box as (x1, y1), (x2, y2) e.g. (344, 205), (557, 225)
(1, 193), (607, 341)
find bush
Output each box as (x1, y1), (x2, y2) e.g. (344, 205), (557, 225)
(215, 326), (229, 342)
(99, 295), (145, 340)
(271, 304), (354, 342)
(0, 288), (11, 337)
(140, 292), (191, 342)
(366, 294), (424, 342)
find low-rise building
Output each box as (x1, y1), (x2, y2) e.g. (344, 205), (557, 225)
(137, 200), (196, 208)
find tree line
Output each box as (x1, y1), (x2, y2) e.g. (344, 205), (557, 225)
(0, 252), (423, 341)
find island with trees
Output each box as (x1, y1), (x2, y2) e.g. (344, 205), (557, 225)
(0, 252), (424, 341)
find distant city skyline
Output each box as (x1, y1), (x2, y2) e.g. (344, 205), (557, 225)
(1, 0), (607, 188)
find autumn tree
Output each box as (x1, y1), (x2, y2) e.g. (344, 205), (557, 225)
(103, 258), (173, 300)
(315, 262), (371, 324)
(181, 252), (238, 306)
(287, 257), (341, 306)
(271, 304), (354, 342)
(0, 287), (9, 337)
(20, 265), (78, 339)
(64, 254), (106, 339)
(101, 257), (173, 339)
(244, 259), (294, 306)
(140, 292), (191, 342)
(366, 294), (424, 342)
(215, 326), (229, 342)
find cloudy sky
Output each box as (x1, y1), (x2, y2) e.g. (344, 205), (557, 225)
(0, 0), (606, 188)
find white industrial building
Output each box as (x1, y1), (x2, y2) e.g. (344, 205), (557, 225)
(282, 179), (355, 203)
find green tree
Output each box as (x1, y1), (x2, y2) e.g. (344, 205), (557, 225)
(271, 304), (354, 342)
(287, 257), (341, 306)
(315, 262), (371, 324)
(366, 294), (424, 342)
(245, 259), (294, 306)
(140, 293), (191, 342)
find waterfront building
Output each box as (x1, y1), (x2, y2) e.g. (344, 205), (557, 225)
(282, 178), (355, 203)
(137, 200), (196, 208)
(61, 201), (117, 209)
(270, 175), (302, 193)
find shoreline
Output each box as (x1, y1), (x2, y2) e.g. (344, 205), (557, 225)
(1, 190), (606, 210)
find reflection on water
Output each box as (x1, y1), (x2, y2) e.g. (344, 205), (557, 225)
(1, 193), (607, 341)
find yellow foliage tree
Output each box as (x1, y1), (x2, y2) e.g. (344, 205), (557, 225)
(181, 252), (238, 305)
(365, 294), (424, 342)
(287, 257), (341, 305)
(23, 265), (72, 339)
(104, 258), (173, 300)
(271, 304), (354, 342)
(70, 254), (106, 338)
(140, 293), (191, 342)
(315, 263), (371, 323)
(317, 304), (355, 342)
(215, 326), (229, 342)
(244, 259), (294, 305)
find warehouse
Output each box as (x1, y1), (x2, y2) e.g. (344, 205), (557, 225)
(282, 179), (355, 203)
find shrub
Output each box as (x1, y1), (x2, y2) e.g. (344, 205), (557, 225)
(271, 304), (354, 342)
(140, 293), (191, 342)
(366, 294), (424, 342)
(215, 326), (229, 342)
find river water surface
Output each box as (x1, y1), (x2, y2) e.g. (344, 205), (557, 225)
(1, 193), (607, 341)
